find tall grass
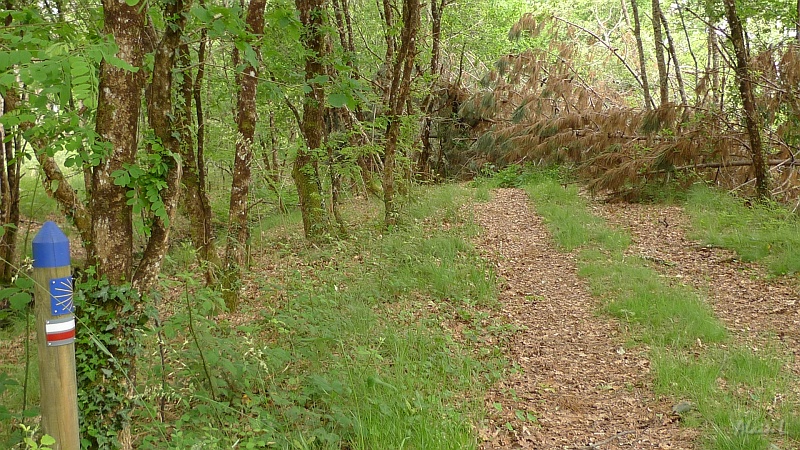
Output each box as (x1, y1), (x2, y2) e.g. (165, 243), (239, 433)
(129, 183), (504, 448)
(686, 184), (800, 275)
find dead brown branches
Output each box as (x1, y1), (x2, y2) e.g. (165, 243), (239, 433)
(460, 16), (800, 202)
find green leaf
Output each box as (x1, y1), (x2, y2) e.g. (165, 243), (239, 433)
(190, 5), (213, 22)
(111, 169), (131, 186)
(40, 435), (56, 446)
(14, 276), (34, 289)
(308, 74), (329, 85)
(9, 291), (31, 310)
(328, 92), (350, 108)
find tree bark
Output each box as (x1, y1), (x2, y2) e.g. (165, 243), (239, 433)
(224, 0), (267, 311)
(722, 0), (770, 199)
(383, 0), (420, 227)
(181, 1), (222, 284)
(133, 0), (190, 292)
(93, 0), (145, 285)
(629, 1), (652, 110)
(651, 0), (669, 106)
(293, 0), (331, 240)
(91, 0), (146, 447)
(659, 9), (687, 107)
(0, 91), (20, 283)
(418, 0), (445, 179)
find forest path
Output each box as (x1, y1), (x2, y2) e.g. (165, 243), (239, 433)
(594, 202), (800, 379)
(472, 188), (697, 449)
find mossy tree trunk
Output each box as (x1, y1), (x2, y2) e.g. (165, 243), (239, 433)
(382, 0), (421, 228)
(658, 9), (687, 107)
(179, 0), (222, 285)
(651, 0), (669, 106)
(224, 0), (268, 311)
(294, 0), (331, 240)
(0, 87), (21, 284)
(91, 0), (146, 446)
(133, 0), (189, 292)
(418, 0), (446, 180)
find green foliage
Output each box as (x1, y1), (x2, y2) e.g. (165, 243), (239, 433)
(0, 271), (36, 448)
(131, 184), (502, 448)
(18, 425), (54, 450)
(686, 185), (800, 275)
(73, 273), (152, 449)
(0, 274), (34, 324)
(111, 136), (178, 234)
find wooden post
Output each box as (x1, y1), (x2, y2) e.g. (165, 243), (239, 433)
(32, 221), (80, 450)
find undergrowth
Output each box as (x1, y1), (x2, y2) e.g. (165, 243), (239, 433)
(686, 184), (800, 275)
(132, 183), (504, 448)
(512, 166), (800, 450)
(0, 184), (504, 449)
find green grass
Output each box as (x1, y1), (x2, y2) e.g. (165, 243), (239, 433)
(2, 183), (502, 449)
(126, 183), (504, 448)
(686, 184), (800, 275)
(579, 251), (727, 347)
(513, 167), (800, 450)
(652, 347), (787, 450)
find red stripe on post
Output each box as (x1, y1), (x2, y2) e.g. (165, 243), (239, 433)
(46, 329), (76, 342)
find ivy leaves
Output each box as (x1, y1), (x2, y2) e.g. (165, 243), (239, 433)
(111, 136), (179, 234)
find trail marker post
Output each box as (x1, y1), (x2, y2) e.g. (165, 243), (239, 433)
(32, 221), (80, 450)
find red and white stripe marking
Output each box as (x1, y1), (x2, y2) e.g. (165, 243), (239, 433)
(45, 317), (75, 346)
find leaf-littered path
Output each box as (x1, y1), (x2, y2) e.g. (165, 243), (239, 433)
(593, 202), (800, 395)
(473, 188), (697, 449)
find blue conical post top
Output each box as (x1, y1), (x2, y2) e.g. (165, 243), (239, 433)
(32, 221), (71, 268)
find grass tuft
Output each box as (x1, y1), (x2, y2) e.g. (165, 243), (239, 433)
(686, 184), (800, 275)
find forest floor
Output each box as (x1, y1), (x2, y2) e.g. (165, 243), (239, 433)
(472, 188), (800, 449)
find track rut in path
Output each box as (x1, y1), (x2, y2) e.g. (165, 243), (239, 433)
(472, 188), (696, 449)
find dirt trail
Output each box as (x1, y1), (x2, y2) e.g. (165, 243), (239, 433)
(473, 189), (697, 449)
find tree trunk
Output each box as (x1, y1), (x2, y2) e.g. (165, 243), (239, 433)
(261, 110), (287, 214)
(91, 0), (146, 447)
(93, 1), (144, 285)
(178, 43), (221, 284)
(620, 0), (630, 27)
(630, 0), (653, 110)
(659, 9), (687, 107)
(722, 0), (770, 200)
(133, 0), (190, 292)
(418, 0), (445, 179)
(223, 0), (267, 311)
(651, 0), (669, 106)
(0, 0), (16, 275)
(182, 6), (222, 284)
(0, 91), (21, 284)
(383, 0), (420, 228)
(294, 0), (331, 240)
